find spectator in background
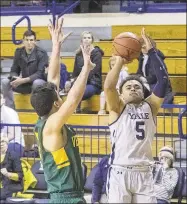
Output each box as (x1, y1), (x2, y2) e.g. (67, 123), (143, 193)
(0, 92), (25, 157)
(137, 37), (174, 104)
(65, 31), (104, 113)
(0, 133), (23, 201)
(1, 30), (48, 109)
(92, 156), (109, 203)
(153, 146), (179, 204)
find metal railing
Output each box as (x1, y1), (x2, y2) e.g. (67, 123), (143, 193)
(1, 104), (186, 170)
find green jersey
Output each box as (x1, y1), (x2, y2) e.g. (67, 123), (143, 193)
(34, 119), (84, 194)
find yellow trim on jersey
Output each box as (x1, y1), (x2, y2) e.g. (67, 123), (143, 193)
(57, 162), (70, 169)
(51, 147), (69, 167)
(34, 131), (42, 159)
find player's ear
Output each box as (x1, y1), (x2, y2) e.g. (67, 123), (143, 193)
(54, 101), (60, 108)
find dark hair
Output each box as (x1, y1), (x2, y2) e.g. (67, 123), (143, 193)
(30, 82), (58, 117)
(119, 74), (145, 95)
(23, 30), (36, 40)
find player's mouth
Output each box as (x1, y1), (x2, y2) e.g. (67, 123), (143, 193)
(130, 92), (138, 96)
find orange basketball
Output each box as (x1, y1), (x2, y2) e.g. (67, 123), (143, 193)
(113, 32), (142, 61)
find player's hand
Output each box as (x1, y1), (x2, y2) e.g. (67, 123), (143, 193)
(141, 27), (153, 52)
(0, 168), (10, 178)
(81, 44), (96, 70)
(48, 17), (72, 46)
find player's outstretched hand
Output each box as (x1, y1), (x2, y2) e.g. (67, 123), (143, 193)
(80, 44), (96, 70)
(141, 27), (153, 52)
(48, 16), (72, 46)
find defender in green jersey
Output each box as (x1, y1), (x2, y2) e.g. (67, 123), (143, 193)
(30, 17), (95, 203)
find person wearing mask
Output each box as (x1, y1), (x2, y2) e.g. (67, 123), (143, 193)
(65, 31), (104, 113)
(1, 30), (48, 109)
(153, 146), (179, 204)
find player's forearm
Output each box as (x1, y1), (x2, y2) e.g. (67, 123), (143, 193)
(47, 45), (61, 87)
(66, 66), (90, 104)
(104, 65), (122, 90)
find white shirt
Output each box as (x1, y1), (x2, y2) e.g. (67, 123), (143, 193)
(142, 54), (149, 77)
(1, 105), (25, 146)
(109, 102), (156, 166)
(116, 67), (129, 93)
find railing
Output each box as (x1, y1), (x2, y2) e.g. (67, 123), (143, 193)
(1, 104), (186, 170)
(120, 0), (187, 13)
(10, 0), (80, 45)
(12, 15), (31, 45)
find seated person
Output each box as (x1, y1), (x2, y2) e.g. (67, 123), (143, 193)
(0, 133), (23, 201)
(91, 156), (109, 203)
(0, 92), (25, 157)
(153, 146), (179, 204)
(137, 37), (174, 104)
(1, 30), (48, 109)
(65, 31), (104, 113)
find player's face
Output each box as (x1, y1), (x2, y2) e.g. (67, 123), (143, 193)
(23, 35), (36, 52)
(121, 80), (144, 103)
(82, 33), (93, 46)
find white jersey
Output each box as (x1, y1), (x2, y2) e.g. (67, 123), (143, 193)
(109, 101), (156, 166)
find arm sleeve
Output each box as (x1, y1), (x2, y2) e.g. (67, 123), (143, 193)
(88, 52), (102, 80)
(29, 51), (49, 82)
(148, 48), (169, 98)
(10, 49), (21, 77)
(92, 164), (104, 203)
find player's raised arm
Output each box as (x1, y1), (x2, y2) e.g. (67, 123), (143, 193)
(47, 17), (72, 92)
(142, 28), (169, 117)
(46, 44), (95, 131)
(104, 56), (126, 120)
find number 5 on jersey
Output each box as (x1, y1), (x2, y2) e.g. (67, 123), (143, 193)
(136, 121), (145, 140)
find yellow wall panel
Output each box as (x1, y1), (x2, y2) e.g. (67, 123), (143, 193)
(1, 40), (186, 57)
(94, 41), (187, 57)
(1, 25), (186, 41)
(63, 57), (186, 74)
(112, 25), (187, 40)
(1, 27), (50, 41)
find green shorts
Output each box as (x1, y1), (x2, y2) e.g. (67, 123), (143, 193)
(49, 191), (86, 204)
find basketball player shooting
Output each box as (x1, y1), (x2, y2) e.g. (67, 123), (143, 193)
(104, 28), (169, 203)
(30, 17), (95, 203)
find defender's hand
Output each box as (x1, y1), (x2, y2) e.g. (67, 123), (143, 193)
(141, 27), (153, 52)
(81, 44), (96, 70)
(48, 17), (72, 45)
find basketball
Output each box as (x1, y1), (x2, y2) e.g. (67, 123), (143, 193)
(113, 32), (142, 61)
